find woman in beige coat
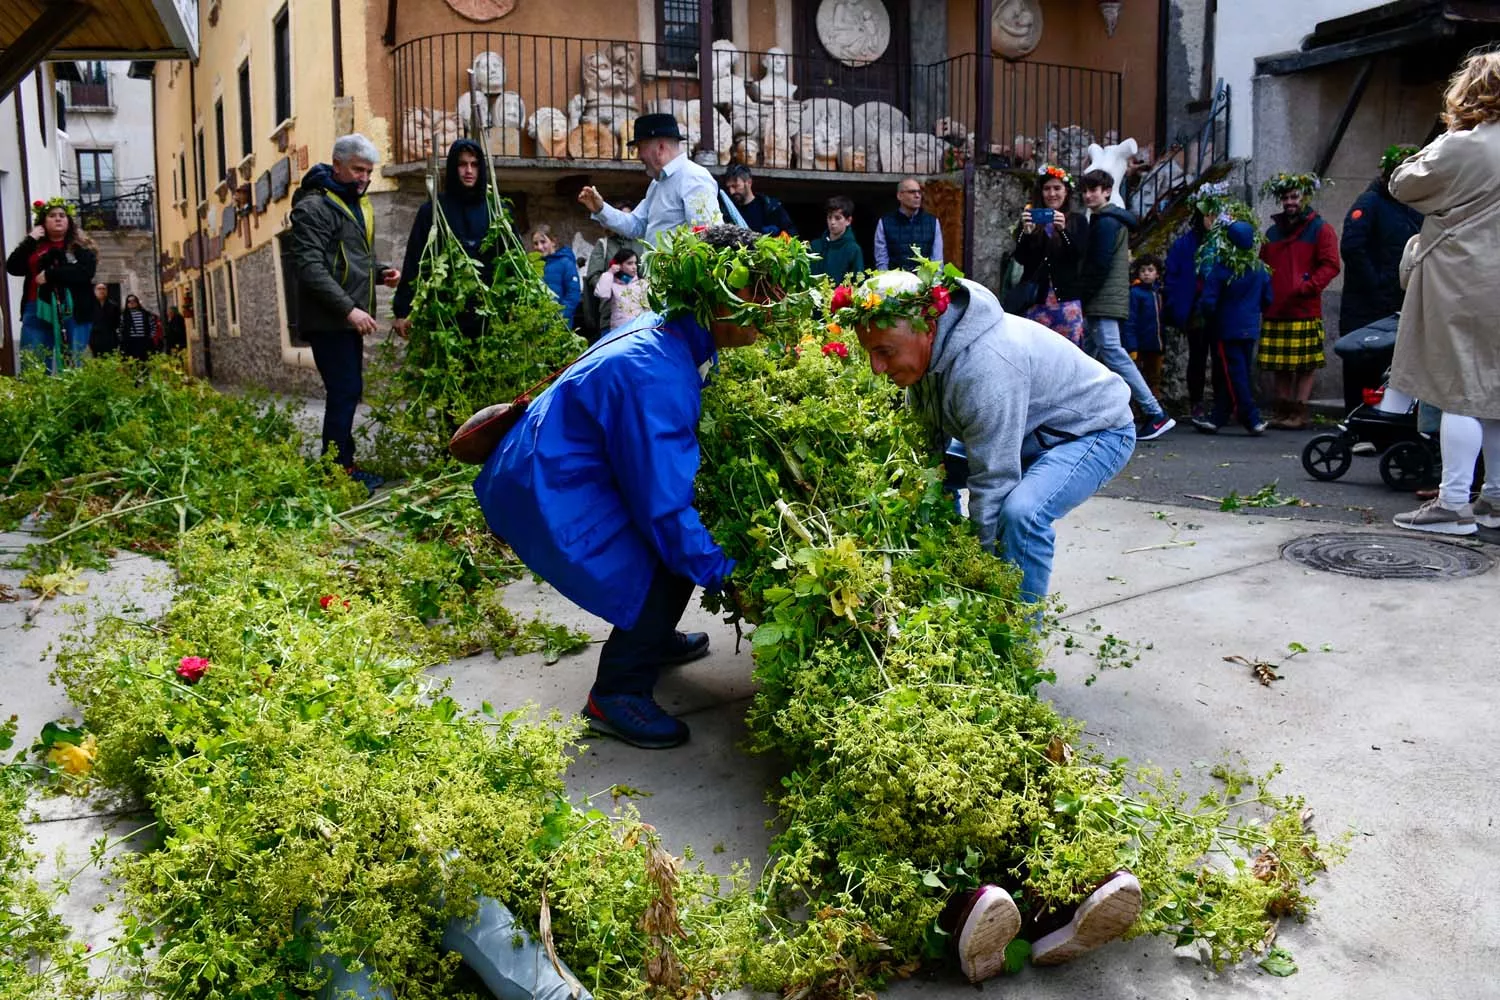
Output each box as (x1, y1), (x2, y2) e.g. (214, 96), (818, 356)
(1390, 50), (1500, 536)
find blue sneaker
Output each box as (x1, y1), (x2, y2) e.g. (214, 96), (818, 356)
(658, 631), (710, 667)
(583, 693), (689, 749)
(348, 468), (386, 494)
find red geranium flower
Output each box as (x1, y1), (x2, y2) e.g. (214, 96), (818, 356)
(176, 656), (210, 683)
(319, 594), (351, 611)
(821, 341), (849, 359)
(829, 286), (854, 312)
(930, 285), (951, 314)
(33, 200), (44, 208)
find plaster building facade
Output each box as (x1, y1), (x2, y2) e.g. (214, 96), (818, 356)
(148, 0), (1190, 391)
(1, 69), (66, 375)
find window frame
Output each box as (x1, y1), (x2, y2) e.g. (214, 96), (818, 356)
(237, 60), (253, 160)
(214, 98), (228, 188)
(272, 5), (293, 129)
(75, 148), (115, 204)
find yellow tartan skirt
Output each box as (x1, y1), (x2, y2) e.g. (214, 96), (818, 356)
(1258, 318), (1327, 372)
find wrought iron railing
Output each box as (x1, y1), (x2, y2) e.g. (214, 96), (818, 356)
(1129, 79), (1231, 225)
(73, 183), (155, 232)
(390, 32), (1122, 176)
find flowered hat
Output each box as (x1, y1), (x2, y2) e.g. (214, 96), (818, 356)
(1036, 163), (1073, 188)
(826, 258), (963, 337)
(32, 195), (76, 223)
(1261, 172), (1324, 199)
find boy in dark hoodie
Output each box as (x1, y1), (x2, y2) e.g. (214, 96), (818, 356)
(809, 196), (866, 282)
(1077, 170), (1174, 441)
(1123, 254), (1165, 400)
(1192, 220), (1274, 435)
(392, 137), (495, 338)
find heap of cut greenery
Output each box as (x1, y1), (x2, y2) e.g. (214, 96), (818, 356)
(0, 226), (1340, 999)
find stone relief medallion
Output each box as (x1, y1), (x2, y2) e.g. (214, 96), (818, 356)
(816, 0), (891, 68)
(991, 0), (1043, 60)
(443, 0), (516, 21)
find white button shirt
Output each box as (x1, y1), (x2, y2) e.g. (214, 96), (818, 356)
(591, 152), (724, 246)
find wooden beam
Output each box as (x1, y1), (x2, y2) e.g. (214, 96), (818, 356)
(1257, 19), (1453, 75)
(0, 1), (93, 96)
(1315, 56), (1376, 177)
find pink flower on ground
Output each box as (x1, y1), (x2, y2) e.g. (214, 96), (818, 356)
(176, 656), (210, 683)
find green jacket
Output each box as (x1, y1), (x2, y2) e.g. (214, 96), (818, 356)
(810, 229), (866, 282)
(289, 163), (383, 335)
(1077, 204), (1138, 320)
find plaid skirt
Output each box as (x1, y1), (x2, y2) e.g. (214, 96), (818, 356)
(1257, 318), (1327, 371)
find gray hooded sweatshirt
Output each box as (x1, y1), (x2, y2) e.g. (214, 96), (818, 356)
(907, 280), (1133, 547)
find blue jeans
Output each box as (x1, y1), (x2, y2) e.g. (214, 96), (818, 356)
(306, 330), (364, 468)
(997, 424), (1136, 605)
(1086, 317), (1164, 419)
(594, 566), (695, 697)
(69, 320), (91, 363)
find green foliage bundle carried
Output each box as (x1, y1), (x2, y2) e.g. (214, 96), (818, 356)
(695, 328), (1337, 988)
(645, 226), (822, 341)
(1194, 198), (1268, 280)
(367, 171), (582, 471)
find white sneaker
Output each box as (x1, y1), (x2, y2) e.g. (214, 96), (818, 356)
(955, 885), (1022, 982)
(1392, 499), (1477, 536)
(1474, 495), (1500, 529)
(1031, 871), (1143, 966)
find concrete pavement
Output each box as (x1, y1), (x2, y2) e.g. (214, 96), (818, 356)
(5, 497), (1497, 998)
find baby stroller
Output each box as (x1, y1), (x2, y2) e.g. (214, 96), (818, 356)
(1301, 380), (1439, 490)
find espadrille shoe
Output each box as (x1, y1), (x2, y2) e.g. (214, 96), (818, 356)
(954, 885), (1022, 982)
(1030, 871), (1143, 966)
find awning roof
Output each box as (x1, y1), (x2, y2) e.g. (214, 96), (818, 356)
(1257, 0), (1500, 75)
(2, 0), (197, 59)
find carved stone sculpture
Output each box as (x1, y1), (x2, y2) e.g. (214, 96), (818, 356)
(732, 136), (761, 166)
(1082, 137), (1139, 208)
(566, 94), (586, 130)
(567, 123), (618, 160)
(1099, 0), (1122, 37)
(750, 48), (797, 104)
(443, 0), (516, 20)
(492, 91), (525, 128)
(879, 132), (945, 174)
(528, 107), (571, 158)
(469, 52), (505, 94)
(457, 90), (491, 133)
(852, 101), (908, 169)
(991, 0), (1043, 60)
(760, 111), (794, 168)
(816, 0), (890, 68)
(580, 47), (638, 150)
(401, 108), (461, 161)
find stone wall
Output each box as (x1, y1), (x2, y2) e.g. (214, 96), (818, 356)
(90, 232), (160, 308)
(968, 167), (1032, 293)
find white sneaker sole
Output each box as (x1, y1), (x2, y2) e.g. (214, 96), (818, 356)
(1476, 513), (1500, 529)
(956, 886), (1022, 982)
(1031, 872), (1143, 966)
(1138, 418), (1176, 441)
(1392, 517), (1477, 536)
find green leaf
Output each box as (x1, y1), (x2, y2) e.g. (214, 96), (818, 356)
(1002, 937), (1031, 974)
(920, 871), (945, 889)
(1258, 947), (1298, 977)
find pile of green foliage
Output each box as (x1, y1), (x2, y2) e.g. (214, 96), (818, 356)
(695, 332), (1338, 983)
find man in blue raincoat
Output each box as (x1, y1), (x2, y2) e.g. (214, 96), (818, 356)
(474, 225), (795, 750)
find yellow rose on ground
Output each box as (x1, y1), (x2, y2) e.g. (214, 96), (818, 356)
(48, 735), (98, 777)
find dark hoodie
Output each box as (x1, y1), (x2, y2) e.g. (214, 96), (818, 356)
(1077, 203), (1138, 319)
(1197, 221), (1273, 341)
(393, 138), (494, 319)
(289, 162), (383, 334)
(1339, 176), (1423, 333)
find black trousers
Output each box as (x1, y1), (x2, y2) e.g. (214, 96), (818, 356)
(593, 567), (695, 697)
(1186, 321), (1211, 406)
(307, 330), (364, 469)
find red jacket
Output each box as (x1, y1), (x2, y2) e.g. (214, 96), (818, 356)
(1259, 209), (1341, 320)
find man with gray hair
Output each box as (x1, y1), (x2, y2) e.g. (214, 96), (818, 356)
(290, 133), (400, 489)
(577, 113), (722, 246)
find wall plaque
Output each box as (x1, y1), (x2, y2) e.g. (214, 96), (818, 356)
(255, 171), (272, 213)
(270, 157), (292, 201)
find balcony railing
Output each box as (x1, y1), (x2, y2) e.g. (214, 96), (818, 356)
(1129, 79), (1231, 226)
(71, 184), (155, 232)
(391, 32), (1122, 177)
(67, 79), (112, 109)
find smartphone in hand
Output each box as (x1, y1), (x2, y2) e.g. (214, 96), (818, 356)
(1028, 207), (1056, 227)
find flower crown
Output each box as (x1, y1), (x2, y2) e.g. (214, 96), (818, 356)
(1381, 144), (1419, 175)
(32, 196), (76, 222)
(1261, 172), (1324, 199)
(1194, 198), (1268, 279)
(826, 258), (963, 337)
(645, 225), (821, 340)
(1037, 163), (1073, 187)
(1192, 180), (1235, 220)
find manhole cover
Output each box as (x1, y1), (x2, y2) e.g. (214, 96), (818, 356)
(1281, 532), (1492, 580)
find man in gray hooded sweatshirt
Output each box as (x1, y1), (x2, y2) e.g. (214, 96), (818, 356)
(855, 274), (1136, 607)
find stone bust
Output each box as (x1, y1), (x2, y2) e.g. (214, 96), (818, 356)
(817, 0), (891, 68)
(991, 0), (1043, 60)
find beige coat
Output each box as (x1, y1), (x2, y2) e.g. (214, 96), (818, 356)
(1389, 122), (1500, 419)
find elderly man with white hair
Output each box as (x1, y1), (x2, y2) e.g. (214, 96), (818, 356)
(577, 113), (722, 247)
(289, 133), (401, 490)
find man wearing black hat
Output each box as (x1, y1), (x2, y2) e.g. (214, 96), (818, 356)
(577, 113), (723, 246)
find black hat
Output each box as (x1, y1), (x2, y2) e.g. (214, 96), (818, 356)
(627, 112), (687, 146)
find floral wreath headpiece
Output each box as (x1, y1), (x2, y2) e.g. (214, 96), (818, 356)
(1381, 144), (1419, 175)
(1037, 163), (1073, 187)
(645, 225), (821, 340)
(1192, 180), (1235, 220)
(826, 258), (963, 337)
(1261, 172), (1324, 199)
(1194, 198), (1267, 279)
(32, 196), (77, 223)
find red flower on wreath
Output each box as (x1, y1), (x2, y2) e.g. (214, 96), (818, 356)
(821, 341), (849, 360)
(829, 285), (854, 312)
(692, 225), (708, 233)
(176, 656), (210, 683)
(930, 285), (951, 315)
(319, 594), (351, 611)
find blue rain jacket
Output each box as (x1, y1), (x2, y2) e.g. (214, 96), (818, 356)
(473, 311), (734, 628)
